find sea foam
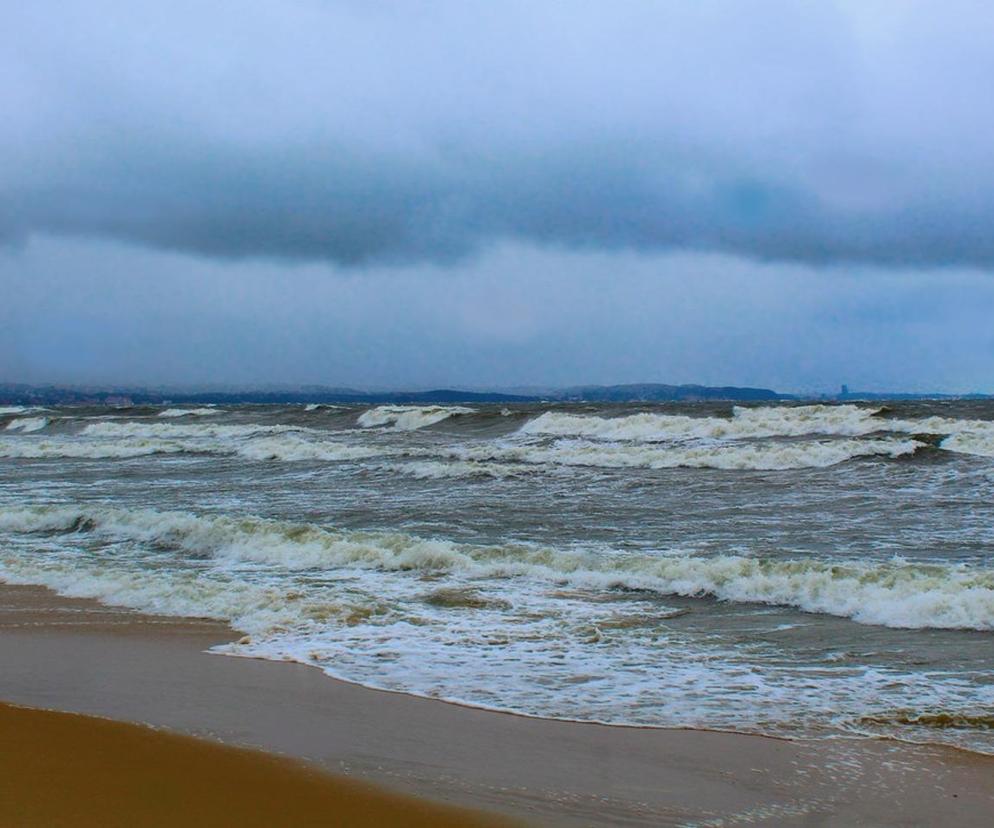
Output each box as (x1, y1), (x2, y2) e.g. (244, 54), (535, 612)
(4, 417), (49, 433)
(3, 504), (991, 631)
(449, 436), (924, 470)
(518, 404), (888, 442)
(357, 405), (475, 431)
(157, 407), (220, 418)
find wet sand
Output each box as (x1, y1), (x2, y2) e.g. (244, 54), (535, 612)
(0, 702), (515, 828)
(1, 583), (992, 826)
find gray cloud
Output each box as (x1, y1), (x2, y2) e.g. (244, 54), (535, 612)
(4, 1), (994, 268)
(4, 237), (993, 392)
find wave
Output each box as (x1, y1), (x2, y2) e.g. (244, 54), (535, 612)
(81, 421), (301, 439)
(0, 434), (387, 462)
(1, 426), (924, 471)
(157, 407), (219, 418)
(0, 406), (44, 416)
(235, 435), (388, 462)
(941, 432), (994, 458)
(5, 417), (49, 433)
(378, 460), (529, 480)
(2, 504), (992, 631)
(450, 437), (924, 471)
(357, 405), (475, 431)
(518, 404), (889, 442)
(0, 438), (192, 459)
(518, 405), (994, 461)
(858, 712), (994, 731)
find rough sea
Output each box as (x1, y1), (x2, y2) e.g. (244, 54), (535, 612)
(1, 400), (992, 753)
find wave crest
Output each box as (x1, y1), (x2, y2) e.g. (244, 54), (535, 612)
(157, 407), (220, 418)
(519, 405), (887, 442)
(357, 405), (475, 431)
(5, 417), (49, 433)
(2, 504), (991, 631)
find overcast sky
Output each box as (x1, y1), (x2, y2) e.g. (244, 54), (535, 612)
(3, 1), (993, 392)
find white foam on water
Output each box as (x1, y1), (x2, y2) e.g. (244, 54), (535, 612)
(1, 502), (992, 752)
(236, 435), (389, 462)
(519, 405), (889, 442)
(2, 504), (991, 630)
(518, 405), (994, 461)
(158, 407), (220, 418)
(0, 433), (387, 463)
(4, 417), (49, 433)
(378, 460), (528, 480)
(81, 421), (301, 439)
(941, 431), (994, 458)
(357, 405), (475, 431)
(449, 437), (924, 471)
(0, 438), (191, 459)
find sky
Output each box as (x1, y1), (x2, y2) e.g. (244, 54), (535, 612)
(2, 0), (993, 393)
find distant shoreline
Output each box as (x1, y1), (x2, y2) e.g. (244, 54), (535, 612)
(0, 381), (784, 406)
(5, 380), (991, 407)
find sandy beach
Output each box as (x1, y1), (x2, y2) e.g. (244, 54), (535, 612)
(1, 582), (991, 826)
(0, 701), (515, 828)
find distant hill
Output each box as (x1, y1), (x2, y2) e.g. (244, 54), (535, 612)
(553, 384), (787, 402)
(1, 382), (789, 406)
(0, 384), (539, 406)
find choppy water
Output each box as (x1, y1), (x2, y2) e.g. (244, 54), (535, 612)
(1, 401), (992, 752)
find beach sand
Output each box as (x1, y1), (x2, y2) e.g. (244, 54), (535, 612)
(0, 702), (516, 828)
(1, 583), (991, 826)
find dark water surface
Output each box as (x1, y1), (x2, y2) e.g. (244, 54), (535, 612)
(1, 400), (992, 751)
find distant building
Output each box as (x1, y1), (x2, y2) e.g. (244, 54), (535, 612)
(841, 384), (849, 397)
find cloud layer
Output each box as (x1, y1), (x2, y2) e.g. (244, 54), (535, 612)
(4, 237), (993, 392)
(4, 1), (994, 267)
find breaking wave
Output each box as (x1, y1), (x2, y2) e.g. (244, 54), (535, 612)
(0, 434), (387, 462)
(0, 406), (47, 416)
(357, 405), (475, 431)
(234, 436), (387, 462)
(517, 404), (994, 460)
(304, 403), (344, 412)
(5, 417), (49, 433)
(941, 431), (994, 458)
(518, 405), (889, 442)
(2, 504), (992, 631)
(378, 460), (529, 480)
(81, 421), (301, 439)
(0, 438), (192, 459)
(450, 437), (925, 470)
(157, 407), (220, 418)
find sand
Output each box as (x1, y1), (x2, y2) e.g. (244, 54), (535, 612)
(1, 583), (992, 826)
(0, 702), (516, 828)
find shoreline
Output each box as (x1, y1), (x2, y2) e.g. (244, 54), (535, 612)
(2, 582), (992, 826)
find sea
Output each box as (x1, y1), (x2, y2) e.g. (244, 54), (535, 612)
(1, 400), (992, 753)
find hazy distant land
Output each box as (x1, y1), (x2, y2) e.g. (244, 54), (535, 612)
(4, 381), (993, 408)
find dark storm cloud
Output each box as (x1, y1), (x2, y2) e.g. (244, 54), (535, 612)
(4, 1), (994, 267)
